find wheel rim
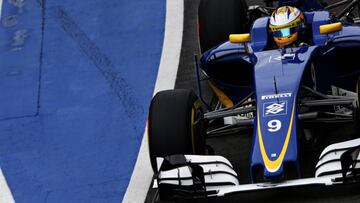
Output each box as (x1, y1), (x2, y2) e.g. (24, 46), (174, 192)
(191, 107), (196, 153)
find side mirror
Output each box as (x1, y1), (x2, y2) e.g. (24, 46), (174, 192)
(229, 34), (251, 43)
(319, 22), (342, 44)
(319, 22), (343, 35)
(229, 34), (251, 53)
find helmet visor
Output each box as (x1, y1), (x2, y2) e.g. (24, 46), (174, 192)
(273, 28), (291, 38)
(272, 27), (299, 38)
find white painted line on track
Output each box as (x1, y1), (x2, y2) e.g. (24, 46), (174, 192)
(151, 0), (184, 93)
(122, 0), (184, 202)
(0, 0), (2, 17)
(0, 168), (15, 203)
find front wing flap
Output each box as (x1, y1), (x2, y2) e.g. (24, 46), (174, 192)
(154, 138), (360, 199)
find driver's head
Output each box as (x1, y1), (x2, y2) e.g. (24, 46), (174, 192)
(269, 6), (305, 47)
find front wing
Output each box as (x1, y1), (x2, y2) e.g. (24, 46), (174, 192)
(153, 138), (360, 200)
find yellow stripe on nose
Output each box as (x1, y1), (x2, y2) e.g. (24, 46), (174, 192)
(257, 97), (296, 173)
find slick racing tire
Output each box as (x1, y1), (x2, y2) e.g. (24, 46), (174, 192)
(356, 76), (360, 120)
(148, 89), (206, 173)
(354, 76), (360, 135)
(198, 0), (249, 53)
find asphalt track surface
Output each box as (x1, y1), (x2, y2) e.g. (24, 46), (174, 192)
(154, 0), (360, 202)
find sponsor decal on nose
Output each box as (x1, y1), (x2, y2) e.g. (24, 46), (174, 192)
(261, 92), (292, 100)
(263, 101), (288, 117)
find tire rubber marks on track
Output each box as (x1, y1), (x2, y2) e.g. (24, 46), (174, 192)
(54, 7), (143, 129)
(0, 0), (43, 121)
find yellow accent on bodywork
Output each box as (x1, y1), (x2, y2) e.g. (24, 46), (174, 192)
(257, 98), (296, 172)
(191, 108), (196, 153)
(320, 22), (343, 34)
(229, 34), (251, 43)
(208, 82), (234, 108)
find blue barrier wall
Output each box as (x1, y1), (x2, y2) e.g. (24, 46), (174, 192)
(0, 0), (165, 202)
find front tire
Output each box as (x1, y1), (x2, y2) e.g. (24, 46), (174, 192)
(355, 77), (360, 121)
(148, 89), (205, 172)
(357, 77), (360, 112)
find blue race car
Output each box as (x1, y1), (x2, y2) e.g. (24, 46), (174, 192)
(147, 0), (360, 201)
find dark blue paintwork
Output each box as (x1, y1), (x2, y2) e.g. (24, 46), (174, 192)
(251, 46), (318, 178)
(251, 17), (270, 52)
(200, 1), (360, 181)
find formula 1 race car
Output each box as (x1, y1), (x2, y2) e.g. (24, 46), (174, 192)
(147, 0), (360, 201)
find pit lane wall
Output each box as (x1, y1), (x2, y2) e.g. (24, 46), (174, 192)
(0, 0), (165, 202)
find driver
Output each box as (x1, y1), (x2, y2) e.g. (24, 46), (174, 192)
(269, 6), (306, 47)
